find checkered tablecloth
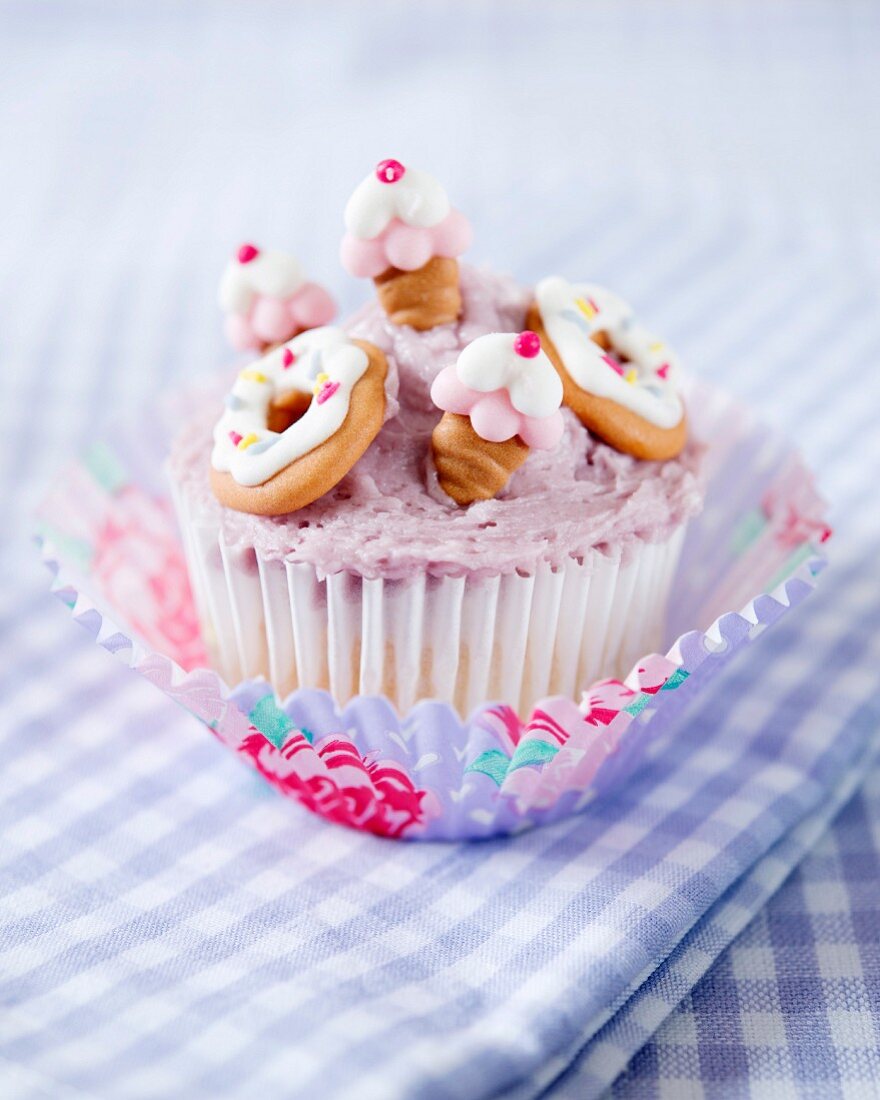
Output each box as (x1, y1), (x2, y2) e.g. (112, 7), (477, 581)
(610, 766), (880, 1099)
(2, 3), (880, 1098)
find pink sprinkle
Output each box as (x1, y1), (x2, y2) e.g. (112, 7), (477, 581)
(656, 363), (670, 380)
(228, 430), (243, 446)
(601, 353), (625, 376)
(375, 158), (405, 184)
(513, 330), (541, 358)
(316, 381), (340, 405)
(820, 525), (833, 544)
(282, 348), (295, 368)
(237, 243), (259, 264)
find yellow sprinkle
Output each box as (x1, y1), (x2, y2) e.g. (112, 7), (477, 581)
(238, 432), (259, 450)
(239, 369), (268, 384)
(316, 371), (329, 384)
(649, 341), (664, 353)
(575, 296), (597, 320)
(624, 368), (638, 385)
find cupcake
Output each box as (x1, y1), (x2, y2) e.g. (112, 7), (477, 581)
(167, 160), (704, 718)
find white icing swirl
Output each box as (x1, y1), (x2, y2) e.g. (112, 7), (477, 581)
(344, 165), (451, 240)
(456, 332), (563, 418)
(211, 327), (369, 487)
(218, 249), (304, 315)
(535, 276), (684, 429)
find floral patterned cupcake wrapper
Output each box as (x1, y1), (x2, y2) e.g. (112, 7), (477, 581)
(35, 382), (830, 840)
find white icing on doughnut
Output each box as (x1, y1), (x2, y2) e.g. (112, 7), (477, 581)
(218, 248), (304, 315)
(456, 332), (563, 419)
(211, 327), (369, 487)
(344, 165), (451, 240)
(535, 276), (685, 430)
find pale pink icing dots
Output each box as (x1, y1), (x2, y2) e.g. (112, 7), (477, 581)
(219, 244), (336, 352)
(431, 331), (564, 450)
(340, 160), (472, 277)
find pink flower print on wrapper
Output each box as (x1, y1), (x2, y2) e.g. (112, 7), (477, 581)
(238, 728), (435, 838)
(430, 331), (565, 505)
(91, 485), (206, 670)
(219, 243), (336, 353)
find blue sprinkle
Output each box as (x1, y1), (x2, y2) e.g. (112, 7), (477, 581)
(560, 308), (591, 335)
(245, 438), (278, 455)
(225, 394), (244, 411)
(308, 349), (324, 379)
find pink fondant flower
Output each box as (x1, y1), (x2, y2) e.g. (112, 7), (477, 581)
(224, 282), (336, 352)
(431, 363), (564, 449)
(340, 211), (472, 278)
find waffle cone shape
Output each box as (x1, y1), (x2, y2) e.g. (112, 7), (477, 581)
(432, 413), (529, 506)
(374, 257), (462, 330)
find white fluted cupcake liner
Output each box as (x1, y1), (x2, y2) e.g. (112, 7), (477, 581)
(35, 380), (830, 839)
(169, 473), (686, 716)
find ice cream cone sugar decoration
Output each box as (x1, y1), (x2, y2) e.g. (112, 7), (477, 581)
(430, 331), (565, 505)
(340, 159), (473, 330)
(219, 243), (336, 353)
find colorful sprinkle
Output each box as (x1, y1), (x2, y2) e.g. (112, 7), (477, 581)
(238, 432), (259, 450)
(239, 368), (268, 384)
(601, 353), (625, 376)
(228, 430), (243, 447)
(307, 349), (324, 379)
(513, 331), (541, 358)
(316, 381), (340, 405)
(656, 363), (670, 380)
(624, 368), (638, 385)
(281, 348), (295, 369)
(245, 437), (278, 455)
(376, 158), (405, 184)
(575, 296), (600, 320)
(237, 243), (259, 264)
(649, 341), (664, 352)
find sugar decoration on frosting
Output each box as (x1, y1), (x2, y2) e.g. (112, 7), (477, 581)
(219, 243), (336, 352)
(340, 159), (472, 275)
(534, 276), (684, 430)
(344, 161), (453, 241)
(211, 327), (369, 487)
(431, 331), (564, 506)
(433, 330), (564, 446)
(340, 160), (472, 330)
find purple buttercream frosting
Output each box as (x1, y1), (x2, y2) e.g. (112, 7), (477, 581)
(168, 266), (705, 580)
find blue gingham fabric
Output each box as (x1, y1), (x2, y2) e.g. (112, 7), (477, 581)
(2, 3), (879, 1098)
(610, 765), (880, 1099)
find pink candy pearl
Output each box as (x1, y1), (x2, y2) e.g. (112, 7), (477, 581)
(237, 243), (260, 264)
(376, 158), (405, 184)
(514, 331), (541, 358)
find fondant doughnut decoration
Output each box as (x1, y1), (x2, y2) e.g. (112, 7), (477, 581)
(219, 243), (336, 353)
(430, 331), (564, 506)
(527, 276), (687, 461)
(210, 327), (388, 516)
(340, 159), (473, 330)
